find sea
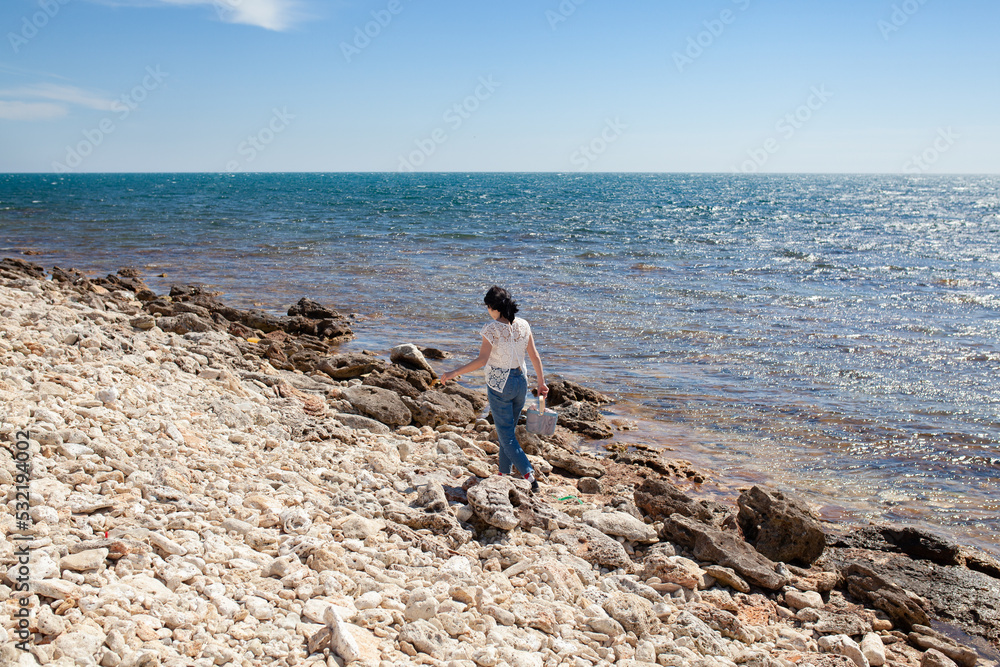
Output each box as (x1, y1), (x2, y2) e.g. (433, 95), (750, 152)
(2, 172), (998, 556)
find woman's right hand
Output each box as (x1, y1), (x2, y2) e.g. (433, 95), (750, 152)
(537, 381), (549, 398)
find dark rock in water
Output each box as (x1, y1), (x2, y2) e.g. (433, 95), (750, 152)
(634, 478), (732, 528)
(285, 315), (353, 340)
(829, 524), (1000, 581)
(117, 267), (140, 278)
(821, 541), (1000, 650)
(51, 266), (91, 286)
(663, 514), (787, 590)
(841, 562), (931, 631)
(554, 401), (614, 439)
(908, 626), (979, 667)
(0, 257), (46, 279)
(419, 346), (450, 360)
(163, 285), (353, 342)
(240, 308), (285, 334)
(829, 524), (963, 567)
(737, 485), (826, 566)
(545, 379), (612, 406)
(169, 284), (223, 299)
(317, 353), (388, 379)
(402, 391), (476, 428)
(287, 297), (340, 320)
(961, 548), (1000, 580)
(886, 527), (964, 566)
(613, 449), (675, 476)
(340, 385), (411, 427)
(390, 343), (436, 375)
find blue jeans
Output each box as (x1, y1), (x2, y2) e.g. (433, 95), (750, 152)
(487, 368), (532, 477)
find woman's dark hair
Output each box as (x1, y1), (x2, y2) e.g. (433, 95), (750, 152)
(484, 285), (518, 323)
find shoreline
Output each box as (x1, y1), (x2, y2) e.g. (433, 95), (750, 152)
(1, 256), (999, 666)
(6, 240), (999, 561)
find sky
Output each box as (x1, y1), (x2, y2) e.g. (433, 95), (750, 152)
(0, 0), (997, 173)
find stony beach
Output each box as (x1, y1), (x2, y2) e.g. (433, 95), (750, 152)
(1, 256), (999, 667)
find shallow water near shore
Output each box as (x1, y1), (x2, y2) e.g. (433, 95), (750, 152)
(3, 172), (999, 556)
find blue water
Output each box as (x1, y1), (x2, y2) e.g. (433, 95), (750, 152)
(2, 173), (999, 554)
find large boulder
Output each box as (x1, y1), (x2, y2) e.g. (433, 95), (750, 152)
(364, 366), (435, 399)
(634, 478), (732, 528)
(466, 475), (523, 531)
(528, 435), (605, 478)
(550, 525), (633, 571)
(341, 385), (411, 427)
(583, 510), (657, 543)
(663, 514), (787, 591)
(287, 297), (341, 320)
(318, 353), (388, 380)
(842, 563), (930, 632)
(602, 592), (660, 637)
(821, 542), (1000, 646)
(546, 379), (611, 406)
(402, 391), (476, 428)
(737, 485), (826, 565)
(155, 312), (218, 335)
(554, 401), (614, 439)
(390, 343), (436, 375)
(442, 383), (488, 413)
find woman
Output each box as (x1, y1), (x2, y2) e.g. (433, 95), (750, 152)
(440, 285), (548, 492)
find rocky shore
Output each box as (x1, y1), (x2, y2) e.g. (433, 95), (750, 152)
(1, 256), (998, 667)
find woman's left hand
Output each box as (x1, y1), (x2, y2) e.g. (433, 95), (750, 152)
(537, 381), (549, 398)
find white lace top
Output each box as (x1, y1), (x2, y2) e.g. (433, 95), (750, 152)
(480, 318), (532, 393)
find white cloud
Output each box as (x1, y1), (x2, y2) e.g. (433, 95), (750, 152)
(0, 84), (116, 121)
(87, 0), (305, 31)
(0, 84), (116, 111)
(0, 100), (68, 121)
